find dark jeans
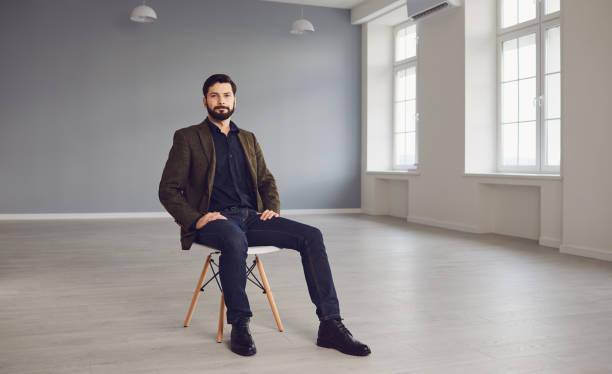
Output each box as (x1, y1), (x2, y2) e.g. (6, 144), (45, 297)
(194, 206), (341, 324)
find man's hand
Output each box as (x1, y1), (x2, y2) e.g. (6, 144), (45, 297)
(195, 211), (227, 230)
(257, 209), (279, 221)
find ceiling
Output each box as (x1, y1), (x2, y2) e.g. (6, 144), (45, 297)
(259, 0), (365, 10)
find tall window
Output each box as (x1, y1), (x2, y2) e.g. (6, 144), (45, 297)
(393, 22), (418, 170)
(498, 0), (561, 173)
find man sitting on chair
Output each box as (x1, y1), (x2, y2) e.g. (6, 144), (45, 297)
(159, 73), (370, 357)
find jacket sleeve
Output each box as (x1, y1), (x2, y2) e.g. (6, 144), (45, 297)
(158, 130), (202, 228)
(252, 133), (280, 214)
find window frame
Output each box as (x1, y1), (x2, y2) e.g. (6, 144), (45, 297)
(392, 20), (419, 171)
(540, 18), (561, 172)
(496, 0), (561, 174)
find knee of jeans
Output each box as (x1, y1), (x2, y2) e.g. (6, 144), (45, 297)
(304, 226), (324, 246)
(221, 234), (248, 258)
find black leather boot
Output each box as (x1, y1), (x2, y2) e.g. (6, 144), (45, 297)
(317, 319), (371, 356)
(230, 317), (257, 356)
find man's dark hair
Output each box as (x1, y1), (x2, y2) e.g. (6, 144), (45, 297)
(202, 74), (237, 97)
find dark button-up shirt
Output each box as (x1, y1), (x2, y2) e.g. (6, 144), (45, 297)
(191, 118), (257, 229)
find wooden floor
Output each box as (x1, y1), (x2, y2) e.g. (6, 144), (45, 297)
(1, 214), (612, 373)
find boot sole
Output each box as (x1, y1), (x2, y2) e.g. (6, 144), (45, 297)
(316, 338), (370, 356)
(231, 344), (257, 356)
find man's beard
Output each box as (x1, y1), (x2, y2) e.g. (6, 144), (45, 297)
(207, 103), (235, 121)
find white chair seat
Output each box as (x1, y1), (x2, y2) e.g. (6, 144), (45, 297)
(192, 242), (281, 255)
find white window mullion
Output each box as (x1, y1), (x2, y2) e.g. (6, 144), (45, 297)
(535, 13), (542, 172)
(538, 0), (544, 172)
(539, 13), (545, 173)
(541, 18), (561, 172)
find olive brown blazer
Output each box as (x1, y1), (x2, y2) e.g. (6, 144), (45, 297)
(158, 120), (280, 250)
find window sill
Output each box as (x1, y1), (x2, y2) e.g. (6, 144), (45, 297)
(464, 172), (561, 181)
(367, 170), (421, 180)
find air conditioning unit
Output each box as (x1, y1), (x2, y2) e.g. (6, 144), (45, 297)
(406, 0), (461, 21)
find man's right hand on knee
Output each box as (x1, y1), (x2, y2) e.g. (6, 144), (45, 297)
(195, 212), (227, 230)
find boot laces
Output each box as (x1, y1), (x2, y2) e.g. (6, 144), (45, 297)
(333, 319), (352, 336)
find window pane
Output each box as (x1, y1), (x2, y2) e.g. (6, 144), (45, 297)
(406, 66), (416, 100)
(502, 123), (518, 165)
(546, 73), (561, 119)
(395, 132), (417, 166)
(405, 25), (417, 59)
(546, 119), (561, 166)
(502, 39), (518, 81)
(395, 28), (406, 62)
(518, 0), (536, 24)
(394, 102), (406, 133)
(502, 0), (518, 28)
(395, 25), (416, 62)
(518, 33), (536, 78)
(545, 0), (560, 14)
(546, 26), (561, 73)
(395, 69), (406, 101)
(518, 121), (536, 165)
(406, 100), (416, 132)
(394, 133), (407, 165)
(518, 77), (536, 122)
(406, 132), (416, 165)
(502, 81), (518, 123)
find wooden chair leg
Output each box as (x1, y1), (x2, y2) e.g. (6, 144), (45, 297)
(184, 255), (212, 327)
(217, 292), (225, 343)
(255, 256), (283, 332)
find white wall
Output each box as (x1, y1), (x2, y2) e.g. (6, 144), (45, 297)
(406, 7), (478, 232)
(358, 0), (611, 261)
(560, 0), (612, 261)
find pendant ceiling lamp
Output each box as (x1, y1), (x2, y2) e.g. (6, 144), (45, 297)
(290, 7), (315, 35)
(130, 2), (158, 23)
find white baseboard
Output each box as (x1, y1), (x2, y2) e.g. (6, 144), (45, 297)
(0, 212), (171, 220)
(539, 236), (562, 248)
(560, 244), (612, 262)
(359, 207), (386, 215)
(281, 208), (361, 215)
(406, 215), (481, 234)
(0, 209), (361, 221)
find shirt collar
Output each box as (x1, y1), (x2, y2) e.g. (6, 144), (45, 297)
(206, 117), (239, 134)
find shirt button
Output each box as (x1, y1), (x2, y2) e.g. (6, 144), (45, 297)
(229, 154), (233, 158)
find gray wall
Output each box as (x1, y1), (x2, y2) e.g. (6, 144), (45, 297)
(0, 0), (361, 213)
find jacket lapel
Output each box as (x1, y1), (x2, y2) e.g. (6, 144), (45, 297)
(196, 121), (213, 164)
(196, 121), (216, 206)
(237, 131), (258, 191)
